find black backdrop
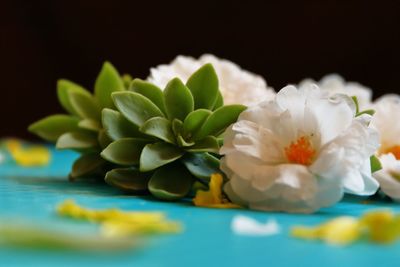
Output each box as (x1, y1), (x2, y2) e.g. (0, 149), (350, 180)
(2, 0), (400, 139)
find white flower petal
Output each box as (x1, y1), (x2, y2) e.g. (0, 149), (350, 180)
(231, 215), (280, 236)
(373, 154), (400, 201)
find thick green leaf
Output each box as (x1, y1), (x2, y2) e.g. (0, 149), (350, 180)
(194, 104), (246, 140)
(139, 117), (175, 144)
(56, 132), (98, 151)
(130, 79), (166, 114)
(181, 153), (221, 179)
(28, 115), (80, 142)
(94, 62), (125, 109)
(182, 109), (211, 139)
(371, 155), (382, 173)
(71, 153), (106, 178)
(57, 79), (91, 116)
(148, 163), (193, 200)
(164, 78), (194, 121)
(97, 129), (112, 149)
(78, 119), (101, 132)
(186, 63), (219, 109)
(140, 143), (184, 172)
(68, 90), (101, 121)
(105, 167), (151, 193)
(172, 119), (183, 136)
(176, 134), (195, 147)
(101, 138), (148, 165)
(186, 136), (219, 153)
(102, 109), (146, 141)
(212, 90), (224, 110)
(122, 74), (133, 89)
(112, 91), (164, 127)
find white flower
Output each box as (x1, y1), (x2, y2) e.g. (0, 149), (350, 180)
(221, 84), (379, 213)
(371, 95), (400, 201)
(299, 74), (373, 110)
(148, 54), (275, 106)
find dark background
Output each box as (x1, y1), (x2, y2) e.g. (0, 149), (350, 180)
(2, 0), (400, 139)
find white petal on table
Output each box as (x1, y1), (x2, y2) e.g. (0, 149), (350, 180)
(231, 215), (280, 236)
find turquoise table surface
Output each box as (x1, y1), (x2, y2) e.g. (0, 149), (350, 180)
(1, 147), (400, 267)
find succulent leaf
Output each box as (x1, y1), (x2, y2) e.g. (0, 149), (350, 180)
(68, 90), (101, 122)
(112, 91), (164, 127)
(97, 129), (113, 149)
(148, 163), (194, 200)
(102, 109), (145, 141)
(212, 90), (224, 110)
(101, 138), (148, 165)
(78, 119), (101, 132)
(171, 119), (183, 137)
(105, 167), (151, 193)
(182, 109), (211, 139)
(140, 143), (184, 172)
(186, 63), (219, 110)
(194, 104), (247, 140)
(94, 62), (125, 109)
(164, 78), (194, 121)
(56, 132), (98, 151)
(181, 153), (221, 180)
(139, 117), (175, 144)
(130, 79), (166, 114)
(57, 79), (91, 116)
(176, 134), (195, 147)
(186, 136), (219, 154)
(71, 153), (106, 179)
(28, 115), (80, 142)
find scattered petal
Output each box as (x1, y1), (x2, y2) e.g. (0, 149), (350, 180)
(231, 215), (280, 236)
(6, 139), (51, 167)
(193, 173), (242, 209)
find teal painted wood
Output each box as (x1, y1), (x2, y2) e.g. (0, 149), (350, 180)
(1, 147), (400, 267)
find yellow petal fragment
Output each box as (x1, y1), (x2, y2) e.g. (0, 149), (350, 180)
(6, 139), (50, 167)
(360, 210), (400, 243)
(291, 217), (360, 245)
(57, 200), (182, 236)
(193, 173), (242, 209)
(57, 199), (165, 223)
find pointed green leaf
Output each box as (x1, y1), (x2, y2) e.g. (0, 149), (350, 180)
(140, 143), (184, 172)
(97, 129), (112, 149)
(182, 109), (211, 139)
(28, 115), (80, 142)
(78, 119), (101, 132)
(57, 79), (91, 116)
(186, 136), (219, 153)
(122, 74), (133, 89)
(164, 78), (194, 121)
(102, 109), (146, 141)
(212, 90), (224, 110)
(186, 64), (219, 109)
(181, 153), (221, 179)
(194, 104), (246, 140)
(56, 132), (98, 150)
(71, 153), (106, 178)
(371, 155), (382, 173)
(101, 138), (148, 165)
(139, 117), (175, 144)
(68, 90), (101, 121)
(105, 167), (151, 193)
(94, 61), (125, 109)
(176, 134), (195, 147)
(172, 119), (183, 136)
(112, 91), (164, 127)
(148, 163), (194, 200)
(130, 79), (166, 114)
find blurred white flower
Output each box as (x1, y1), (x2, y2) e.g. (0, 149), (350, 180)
(299, 74), (373, 110)
(231, 215), (280, 236)
(148, 54), (275, 106)
(221, 84), (379, 213)
(371, 95), (400, 201)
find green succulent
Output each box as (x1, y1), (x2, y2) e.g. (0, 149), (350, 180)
(28, 62), (127, 180)
(101, 64), (246, 200)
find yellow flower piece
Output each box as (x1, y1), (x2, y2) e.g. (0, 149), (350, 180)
(291, 217), (361, 245)
(57, 200), (182, 236)
(359, 210), (400, 243)
(193, 173), (242, 209)
(6, 139), (50, 167)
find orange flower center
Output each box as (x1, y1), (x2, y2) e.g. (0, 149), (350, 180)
(284, 136), (316, 165)
(384, 145), (400, 160)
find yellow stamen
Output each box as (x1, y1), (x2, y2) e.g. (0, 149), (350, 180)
(284, 136), (316, 165)
(193, 173), (242, 209)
